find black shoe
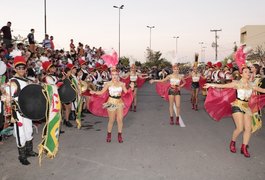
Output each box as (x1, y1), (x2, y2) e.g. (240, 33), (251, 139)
(81, 113), (86, 117)
(69, 111), (76, 121)
(60, 130), (65, 134)
(82, 109), (90, 114)
(64, 120), (73, 127)
(25, 140), (38, 157)
(18, 146), (30, 165)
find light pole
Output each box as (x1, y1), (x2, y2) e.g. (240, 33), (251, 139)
(210, 29), (222, 61)
(113, 5), (124, 60)
(173, 36), (179, 60)
(202, 46), (207, 62)
(147, 26), (155, 50)
(199, 42), (204, 61)
(44, 0), (47, 35)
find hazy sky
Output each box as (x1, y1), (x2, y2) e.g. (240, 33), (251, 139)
(1, 0), (265, 63)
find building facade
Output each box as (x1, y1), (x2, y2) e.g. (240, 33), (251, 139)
(240, 25), (265, 49)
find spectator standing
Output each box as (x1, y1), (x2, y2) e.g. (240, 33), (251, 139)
(27, 29), (35, 53)
(50, 36), (55, 50)
(0, 22), (12, 48)
(42, 34), (51, 49)
(69, 39), (76, 57)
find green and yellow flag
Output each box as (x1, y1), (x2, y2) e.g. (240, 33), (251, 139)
(38, 85), (62, 165)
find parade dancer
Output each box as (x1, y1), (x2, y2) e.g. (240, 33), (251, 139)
(185, 65), (203, 111)
(90, 68), (134, 143)
(184, 54), (206, 111)
(8, 56), (38, 165)
(204, 45), (265, 158)
(122, 64), (147, 112)
(150, 64), (186, 125)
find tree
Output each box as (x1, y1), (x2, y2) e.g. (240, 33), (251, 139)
(119, 56), (130, 67)
(144, 48), (172, 68)
(247, 45), (265, 66)
(135, 61), (141, 66)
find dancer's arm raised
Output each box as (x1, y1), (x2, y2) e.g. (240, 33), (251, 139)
(149, 75), (170, 84)
(203, 81), (237, 89)
(253, 86), (265, 93)
(90, 82), (110, 95)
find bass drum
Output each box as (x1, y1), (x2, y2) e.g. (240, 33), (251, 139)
(18, 84), (47, 120)
(0, 61), (7, 75)
(58, 78), (77, 103)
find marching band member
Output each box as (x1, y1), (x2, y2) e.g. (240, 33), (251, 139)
(79, 59), (88, 81)
(203, 62), (213, 83)
(67, 64), (82, 129)
(42, 61), (73, 128)
(8, 56), (38, 165)
(211, 62), (224, 84)
(202, 61), (213, 96)
(223, 61), (233, 84)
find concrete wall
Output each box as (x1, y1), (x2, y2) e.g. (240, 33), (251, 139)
(240, 25), (265, 49)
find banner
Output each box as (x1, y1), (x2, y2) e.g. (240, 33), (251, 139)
(38, 85), (62, 165)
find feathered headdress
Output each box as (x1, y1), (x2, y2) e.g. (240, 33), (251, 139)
(234, 45), (247, 72)
(101, 49), (118, 68)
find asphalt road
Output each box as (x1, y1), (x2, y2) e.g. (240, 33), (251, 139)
(1, 83), (265, 180)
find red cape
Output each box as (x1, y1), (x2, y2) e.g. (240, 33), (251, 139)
(183, 76), (206, 91)
(120, 76), (145, 88)
(88, 89), (134, 117)
(204, 87), (265, 121)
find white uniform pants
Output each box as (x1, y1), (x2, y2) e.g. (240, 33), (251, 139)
(13, 111), (33, 148)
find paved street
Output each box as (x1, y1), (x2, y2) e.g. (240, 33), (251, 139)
(1, 83), (265, 180)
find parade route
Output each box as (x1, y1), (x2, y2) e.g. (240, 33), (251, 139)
(1, 83), (265, 180)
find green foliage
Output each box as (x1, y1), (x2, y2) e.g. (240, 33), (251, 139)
(135, 61), (141, 66)
(143, 48), (172, 68)
(119, 56), (130, 67)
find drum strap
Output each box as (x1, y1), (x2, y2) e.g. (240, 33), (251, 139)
(10, 79), (21, 98)
(11, 100), (24, 118)
(11, 77), (29, 98)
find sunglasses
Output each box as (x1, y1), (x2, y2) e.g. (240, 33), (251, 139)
(16, 67), (26, 70)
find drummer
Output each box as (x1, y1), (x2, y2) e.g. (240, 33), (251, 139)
(42, 61), (58, 85)
(42, 61), (72, 128)
(78, 59), (88, 81)
(8, 56), (38, 165)
(67, 63), (83, 128)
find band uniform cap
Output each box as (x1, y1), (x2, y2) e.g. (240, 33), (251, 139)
(42, 61), (53, 72)
(14, 56), (26, 67)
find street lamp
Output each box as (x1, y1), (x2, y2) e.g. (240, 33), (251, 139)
(173, 36), (179, 60)
(44, 0), (47, 35)
(199, 42), (204, 61)
(113, 5), (124, 60)
(202, 46), (207, 62)
(147, 25), (155, 50)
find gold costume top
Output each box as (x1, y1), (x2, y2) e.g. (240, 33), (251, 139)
(231, 80), (253, 115)
(103, 85), (124, 111)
